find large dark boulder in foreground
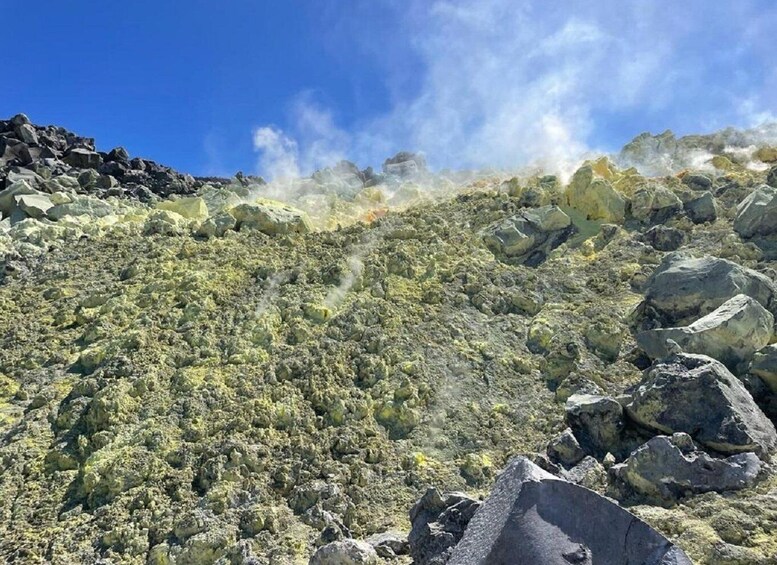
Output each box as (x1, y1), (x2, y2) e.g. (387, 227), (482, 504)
(643, 252), (777, 324)
(448, 457), (691, 565)
(612, 434), (762, 505)
(626, 353), (777, 456)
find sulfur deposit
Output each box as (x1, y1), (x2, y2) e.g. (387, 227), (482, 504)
(2, 114), (777, 564)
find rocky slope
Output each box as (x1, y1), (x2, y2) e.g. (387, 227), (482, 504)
(1, 114), (777, 564)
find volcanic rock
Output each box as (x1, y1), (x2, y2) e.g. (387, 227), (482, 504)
(612, 434), (762, 504)
(684, 191), (718, 224)
(447, 456), (691, 565)
(229, 199), (312, 235)
(482, 205), (573, 266)
(565, 163), (626, 223)
(636, 294), (774, 370)
(565, 394), (625, 458)
(626, 353), (777, 456)
(309, 539), (378, 565)
(749, 344), (777, 393)
(408, 488), (481, 565)
(642, 225), (685, 251)
(642, 252), (777, 324)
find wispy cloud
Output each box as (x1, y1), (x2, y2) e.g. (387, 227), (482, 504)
(253, 0), (777, 180)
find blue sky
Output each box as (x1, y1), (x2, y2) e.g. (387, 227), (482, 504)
(3, 1), (776, 178)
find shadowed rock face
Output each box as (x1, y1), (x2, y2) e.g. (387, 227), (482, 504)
(448, 457), (691, 565)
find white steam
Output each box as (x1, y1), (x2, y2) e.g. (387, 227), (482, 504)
(252, 1), (777, 181)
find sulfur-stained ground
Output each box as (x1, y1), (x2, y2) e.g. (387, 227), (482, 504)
(0, 178), (776, 564)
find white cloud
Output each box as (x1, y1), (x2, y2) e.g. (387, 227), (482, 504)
(253, 0), (777, 179)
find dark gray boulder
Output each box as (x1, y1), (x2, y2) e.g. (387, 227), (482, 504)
(626, 353), (777, 456)
(642, 225), (685, 251)
(448, 456), (691, 565)
(684, 191), (718, 224)
(546, 428), (585, 467)
(565, 394), (624, 458)
(64, 148), (102, 169)
(636, 294), (774, 370)
(643, 252), (777, 324)
(749, 343), (777, 393)
(734, 184), (777, 238)
(107, 146), (130, 162)
(682, 173), (712, 191)
(612, 434), (762, 504)
(768, 165), (777, 188)
(408, 488), (481, 565)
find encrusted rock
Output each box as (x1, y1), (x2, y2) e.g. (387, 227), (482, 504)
(565, 163), (626, 223)
(547, 427), (585, 467)
(642, 225), (685, 251)
(229, 199), (312, 235)
(157, 196), (209, 220)
(626, 353), (777, 456)
(684, 191), (718, 224)
(365, 532), (409, 559)
(562, 455), (608, 491)
(612, 434), (762, 504)
(483, 205), (573, 266)
(447, 456), (691, 565)
(14, 193), (54, 219)
(682, 173), (713, 191)
(749, 344), (777, 393)
(196, 212), (237, 238)
(636, 294), (774, 370)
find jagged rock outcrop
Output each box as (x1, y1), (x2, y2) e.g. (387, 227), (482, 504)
(612, 434), (762, 504)
(636, 294), (774, 370)
(626, 353), (777, 456)
(0, 114), (202, 204)
(447, 457), (691, 565)
(382, 151), (427, 178)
